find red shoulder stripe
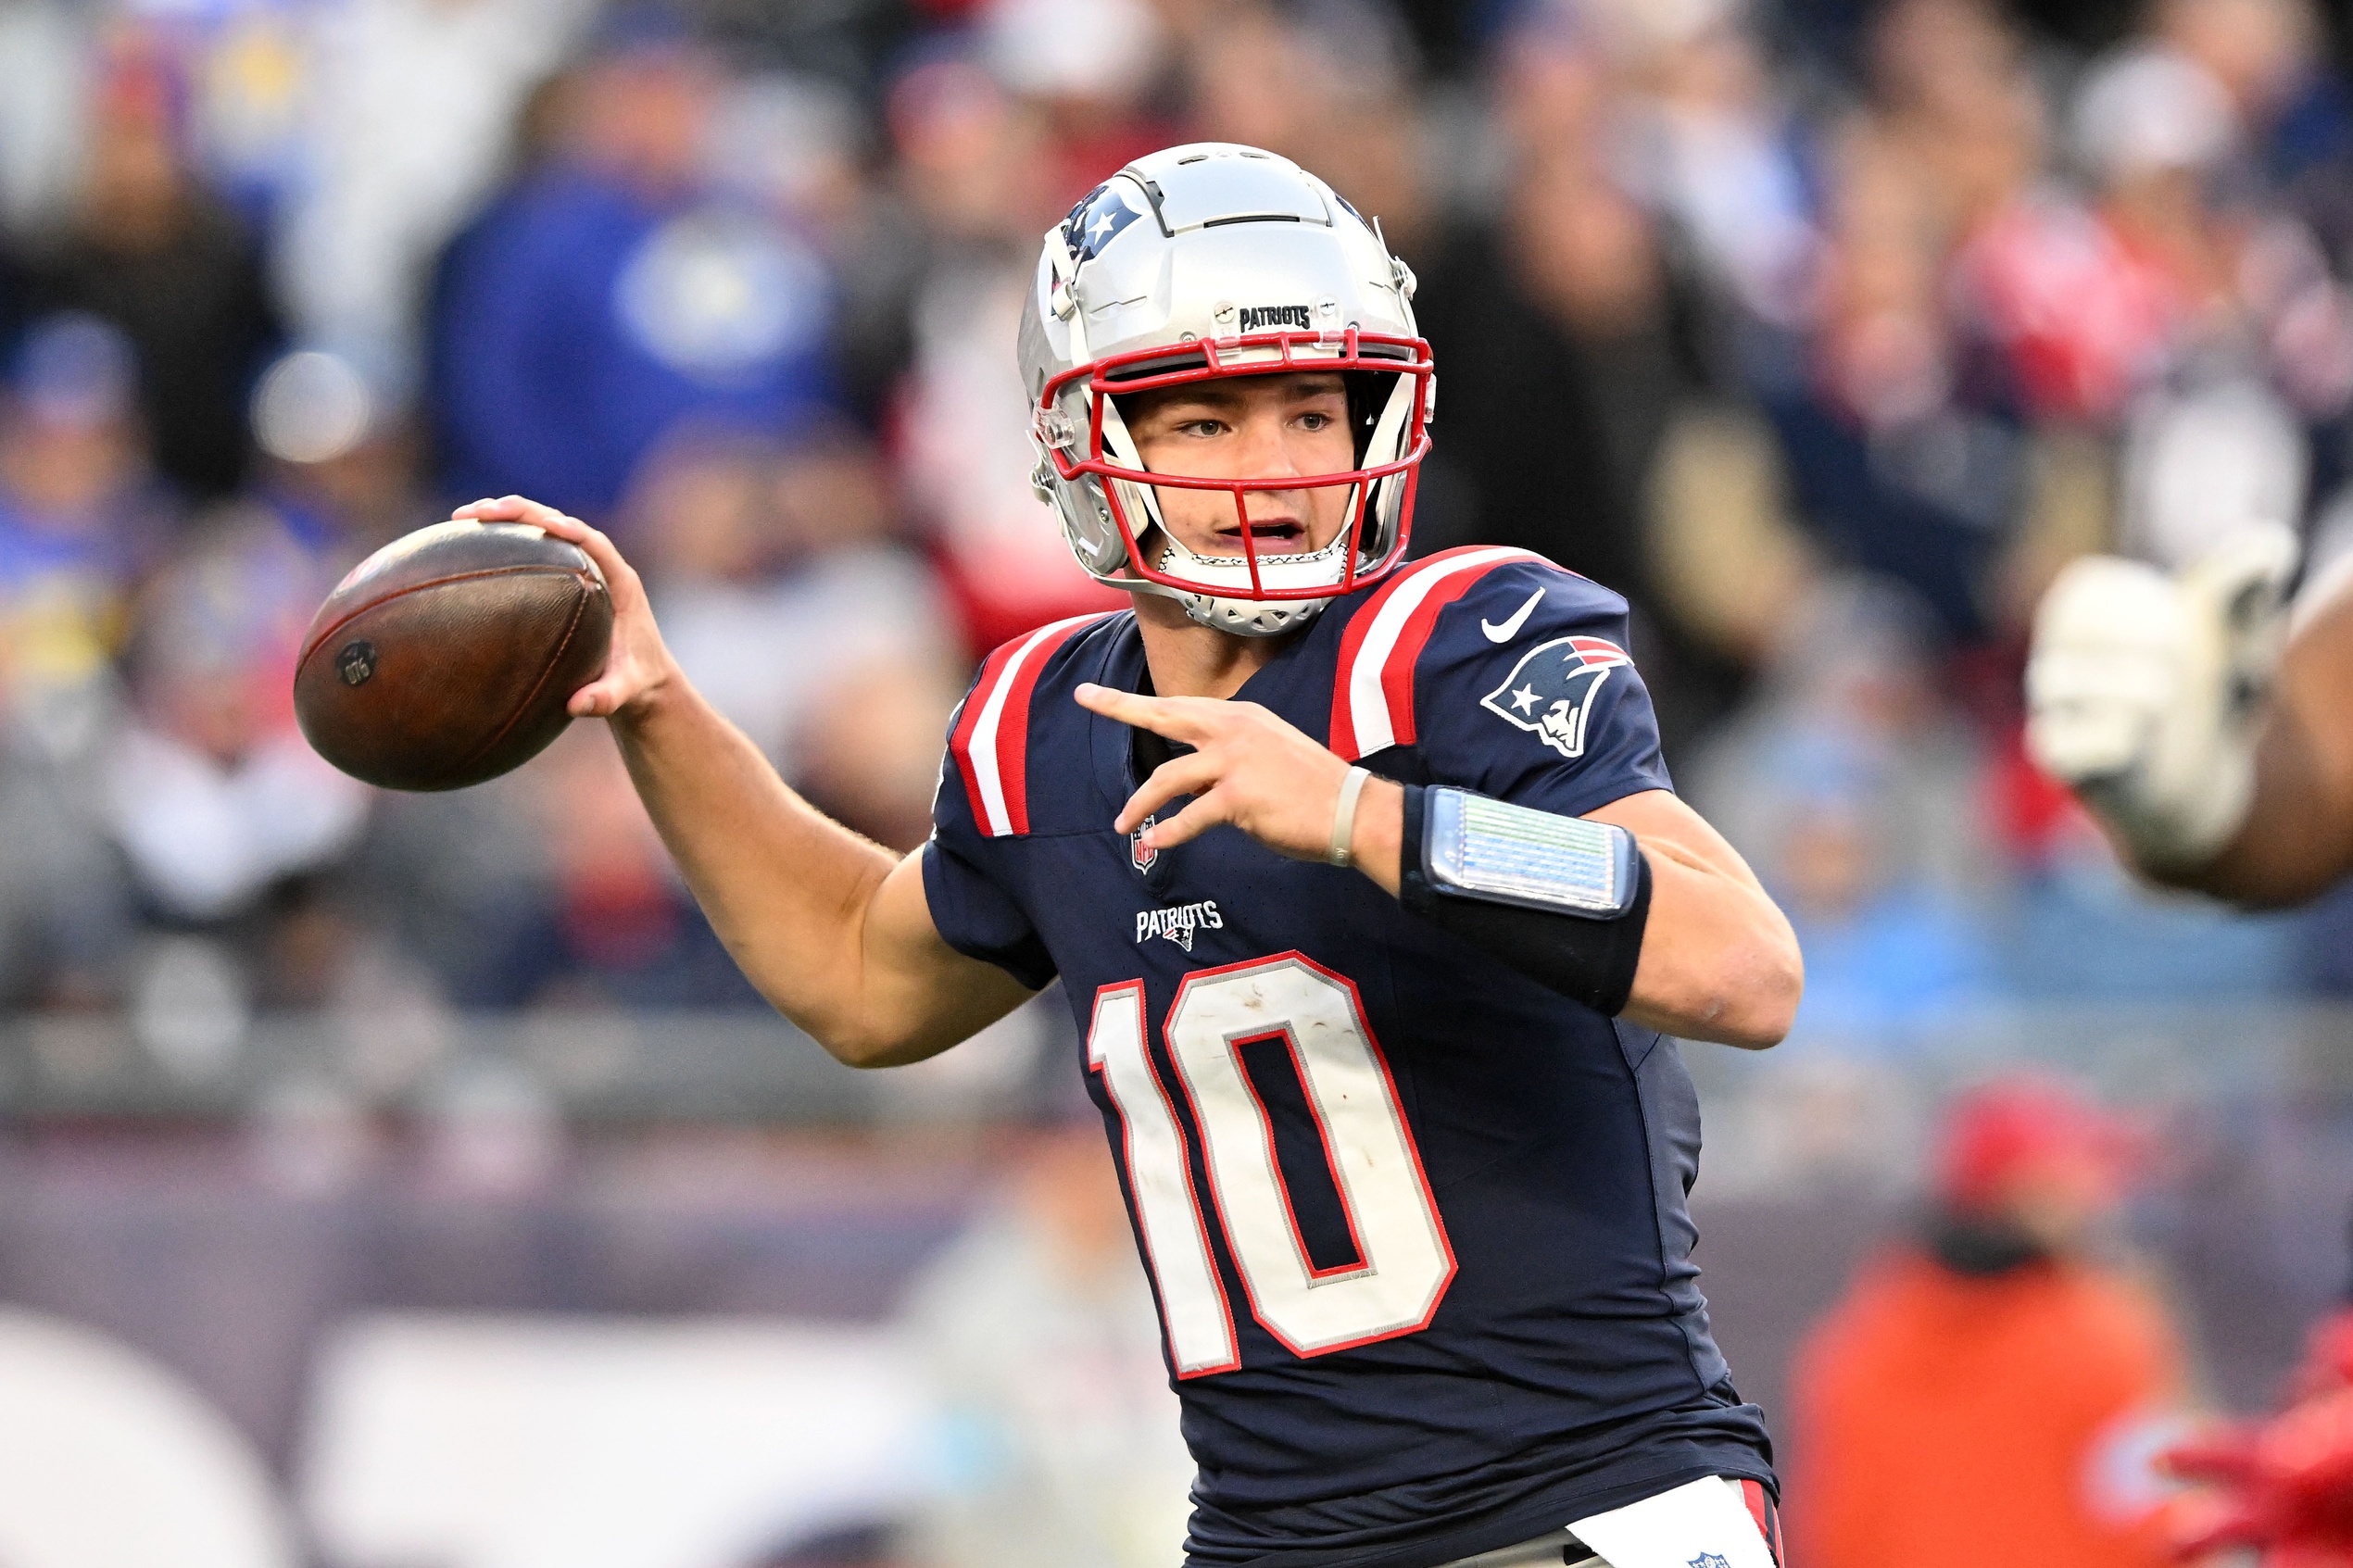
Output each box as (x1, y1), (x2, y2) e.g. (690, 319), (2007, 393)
(1329, 547), (1541, 760)
(949, 612), (1114, 837)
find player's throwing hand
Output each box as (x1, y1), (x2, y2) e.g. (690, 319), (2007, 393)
(450, 495), (678, 722)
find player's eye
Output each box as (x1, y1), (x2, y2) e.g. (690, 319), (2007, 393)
(1297, 411), (1335, 432)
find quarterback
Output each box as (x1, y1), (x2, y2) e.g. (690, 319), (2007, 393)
(460, 144), (1801, 1568)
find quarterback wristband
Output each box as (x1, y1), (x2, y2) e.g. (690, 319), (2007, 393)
(1397, 785), (1652, 1016)
(1327, 765), (1372, 868)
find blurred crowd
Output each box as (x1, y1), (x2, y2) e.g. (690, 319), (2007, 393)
(0, 0), (2350, 1038)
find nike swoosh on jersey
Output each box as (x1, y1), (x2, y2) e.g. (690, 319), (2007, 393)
(1481, 587), (1545, 643)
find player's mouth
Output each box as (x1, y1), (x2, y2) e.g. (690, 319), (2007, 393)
(1221, 518), (1305, 546)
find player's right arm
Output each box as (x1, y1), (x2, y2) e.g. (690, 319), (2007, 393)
(454, 496), (1038, 1065)
(2027, 527), (2353, 907)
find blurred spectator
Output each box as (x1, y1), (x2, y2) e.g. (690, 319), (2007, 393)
(22, 29), (282, 501)
(2156, 0), (2353, 235)
(0, 313), (170, 756)
(981, 0), (1173, 208)
(1180, 0), (1430, 257)
(429, 8), (836, 520)
(635, 423), (963, 850)
(1618, 3), (1818, 332)
(1755, 107), (2032, 645)
(477, 724), (761, 1010)
(272, 0), (588, 392)
(1415, 15), (1738, 740)
(897, 1121), (1194, 1568)
(98, 517), (370, 938)
(1789, 1076), (2196, 1568)
(881, 54), (1126, 652)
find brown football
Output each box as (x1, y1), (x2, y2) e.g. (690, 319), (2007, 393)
(294, 520), (613, 791)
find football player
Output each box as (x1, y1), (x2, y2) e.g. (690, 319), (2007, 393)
(458, 144), (1802, 1568)
(2029, 525), (2353, 1562)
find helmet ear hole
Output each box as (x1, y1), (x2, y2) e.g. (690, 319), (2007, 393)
(1342, 371), (1392, 465)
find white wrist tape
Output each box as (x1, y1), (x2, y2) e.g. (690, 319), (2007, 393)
(1327, 765), (1371, 869)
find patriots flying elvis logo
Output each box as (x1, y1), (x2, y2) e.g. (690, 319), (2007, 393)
(1063, 182), (1147, 264)
(1479, 634), (1631, 759)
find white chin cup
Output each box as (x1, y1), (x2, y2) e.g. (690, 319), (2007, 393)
(1153, 533), (1349, 637)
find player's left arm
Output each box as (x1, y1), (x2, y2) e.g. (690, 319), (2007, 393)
(1583, 788), (1802, 1047)
(1073, 684), (1802, 1048)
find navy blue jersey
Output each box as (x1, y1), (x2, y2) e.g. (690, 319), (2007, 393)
(922, 548), (1775, 1568)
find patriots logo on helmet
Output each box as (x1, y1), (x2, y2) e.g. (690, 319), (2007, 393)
(1688, 1556), (1730, 1568)
(1062, 182), (1148, 265)
(1479, 635), (1631, 759)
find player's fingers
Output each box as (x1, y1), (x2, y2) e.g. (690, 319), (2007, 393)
(533, 512), (641, 599)
(1075, 683), (1213, 741)
(1116, 754), (1220, 834)
(1140, 789), (1227, 850)
(568, 684), (611, 719)
(455, 494), (564, 527)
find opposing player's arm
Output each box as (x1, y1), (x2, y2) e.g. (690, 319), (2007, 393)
(2028, 527), (2353, 907)
(1074, 684), (1802, 1049)
(2188, 578), (2353, 904)
(456, 497), (1037, 1065)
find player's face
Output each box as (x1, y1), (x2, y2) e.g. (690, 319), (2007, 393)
(1120, 372), (1357, 560)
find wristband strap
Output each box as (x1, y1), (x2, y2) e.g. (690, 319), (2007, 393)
(1327, 765), (1372, 868)
(1397, 784), (1652, 1016)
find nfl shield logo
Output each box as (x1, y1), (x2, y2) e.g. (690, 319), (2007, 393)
(1688, 1556), (1730, 1568)
(1130, 816), (1158, 872)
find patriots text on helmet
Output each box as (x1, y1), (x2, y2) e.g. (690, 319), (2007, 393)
(1237, 304), (1314, 332)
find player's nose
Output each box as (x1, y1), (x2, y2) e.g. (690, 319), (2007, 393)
(1234, 409), (1305, 480)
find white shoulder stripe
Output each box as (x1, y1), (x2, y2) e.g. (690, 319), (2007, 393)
(966, 613), (1107, 837)
(1340, 547), (1532, 759)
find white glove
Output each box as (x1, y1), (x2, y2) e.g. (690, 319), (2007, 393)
(2026, 523), (2298, 870)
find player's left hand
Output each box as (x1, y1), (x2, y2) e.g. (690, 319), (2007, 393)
(1075, 683), (1391, 872)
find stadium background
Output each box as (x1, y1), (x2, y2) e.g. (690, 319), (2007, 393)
(0, 0), (2351, 1561)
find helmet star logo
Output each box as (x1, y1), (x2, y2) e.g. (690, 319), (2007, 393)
(1063, 182), (1144, 262)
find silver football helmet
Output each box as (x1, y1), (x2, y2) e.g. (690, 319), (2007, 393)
(1018, 143), (1434, 636)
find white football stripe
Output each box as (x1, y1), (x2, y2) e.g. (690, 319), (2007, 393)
(1342, 548), (1530, 757)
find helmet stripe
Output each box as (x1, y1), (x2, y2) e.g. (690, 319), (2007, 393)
(1331, 548), (1538, 760)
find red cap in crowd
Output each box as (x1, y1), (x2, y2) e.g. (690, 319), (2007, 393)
(1935, 1074), (2146, 1218)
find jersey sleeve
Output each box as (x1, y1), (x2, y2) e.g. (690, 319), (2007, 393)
(1408, 560), (1673, 818)
(920, 708), (1057, 993)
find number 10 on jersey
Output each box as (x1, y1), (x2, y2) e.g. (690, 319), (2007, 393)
(1088, 953), (1457, 1375)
